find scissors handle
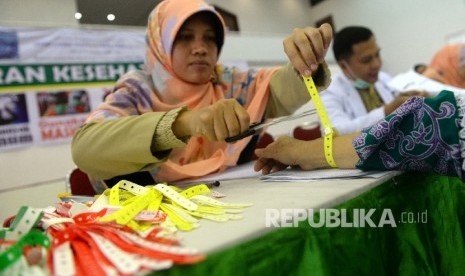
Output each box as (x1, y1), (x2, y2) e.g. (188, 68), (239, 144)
(225, 122), (262, 143)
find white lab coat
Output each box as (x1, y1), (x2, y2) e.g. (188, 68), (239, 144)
(320, 71), (396, 135)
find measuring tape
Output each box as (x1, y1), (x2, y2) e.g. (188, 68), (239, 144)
(302, 76), (337, 168)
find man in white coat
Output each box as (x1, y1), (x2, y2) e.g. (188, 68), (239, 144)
(321, 26), (422, 135)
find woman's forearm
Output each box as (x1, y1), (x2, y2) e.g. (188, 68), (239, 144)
(297, 132), (360, 170)
(72, 113), (165, 179)
(332, 132), (360, 168)
(254, 132), (361, 173)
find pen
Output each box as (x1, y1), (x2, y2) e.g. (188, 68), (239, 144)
(205, 181), (221, 188)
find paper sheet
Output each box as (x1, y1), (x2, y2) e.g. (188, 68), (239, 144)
(174, 162), (262, 186)
(388, 70), (465, 96)
(260, 168), (393, 182)
(175, 161), (394, 185)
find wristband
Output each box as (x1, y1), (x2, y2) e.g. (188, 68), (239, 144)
(99, 180), (252, 232)
(302, 76), (337, 168)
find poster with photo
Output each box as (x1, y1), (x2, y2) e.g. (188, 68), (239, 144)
(0, 93), (33, 151)
(37, 90), (91, 117)
(32, 87), (107, 146)
(0, 86), (110, 151)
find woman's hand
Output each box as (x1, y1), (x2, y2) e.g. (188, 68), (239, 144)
(283, 23), (333, 77)
(254, 133), (361, 175)
(173, 99), (250, 141)
(254, 136), (325, 174)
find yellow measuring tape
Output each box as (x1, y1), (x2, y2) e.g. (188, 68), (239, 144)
(302, 76), (337, 168)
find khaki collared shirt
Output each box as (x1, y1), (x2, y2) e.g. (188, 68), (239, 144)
(357, 86), (383, 112)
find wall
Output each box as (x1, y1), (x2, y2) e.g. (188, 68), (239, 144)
(307, 0), (465, 74)
(3, 0), (464, 72)
(0, 0), (79, 27)
(1, 0), (465, 222)
(0, 0), (314, 33)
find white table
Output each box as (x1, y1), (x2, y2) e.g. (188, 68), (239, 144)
(177, 171), (399, 253)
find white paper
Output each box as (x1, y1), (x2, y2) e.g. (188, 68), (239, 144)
(388, 70), (465, 96)
(260, 168), (393, 182)
(174, 162), (261, 186)
(175, 162), (395, 185)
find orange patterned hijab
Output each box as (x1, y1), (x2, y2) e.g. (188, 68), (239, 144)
(145, 0), (277, 182)
(145, 0), (225, 110)
(423, 43), (465, 89)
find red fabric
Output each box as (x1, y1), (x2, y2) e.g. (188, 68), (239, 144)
(293, 124), (322, 141)
(69, 168), (96, 196)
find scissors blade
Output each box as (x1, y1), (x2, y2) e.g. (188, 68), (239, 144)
(262, 109), (317, 127)
(225, 109), (317, 143)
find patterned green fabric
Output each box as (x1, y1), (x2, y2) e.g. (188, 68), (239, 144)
(353, 91), (464, 180)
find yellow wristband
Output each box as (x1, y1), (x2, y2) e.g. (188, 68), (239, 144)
(302, 76), (337, 168)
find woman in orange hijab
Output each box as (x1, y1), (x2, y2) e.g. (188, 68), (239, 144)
(72, 0), (332, 187)
(423, 43), (465, 89)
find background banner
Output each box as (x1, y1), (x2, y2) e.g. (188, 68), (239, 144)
(0, 26), (146, 152)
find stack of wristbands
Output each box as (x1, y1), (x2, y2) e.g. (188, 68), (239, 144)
(0, 180), (251, 275)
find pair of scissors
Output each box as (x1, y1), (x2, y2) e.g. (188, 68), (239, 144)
(225, 109), (318, 143)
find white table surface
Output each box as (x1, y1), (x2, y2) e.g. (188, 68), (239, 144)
(176, 170), (400, 254)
